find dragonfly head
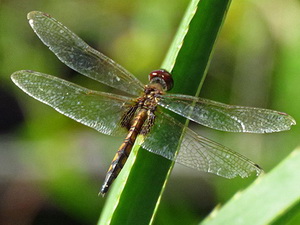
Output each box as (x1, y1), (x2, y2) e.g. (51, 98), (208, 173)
(148, 70), (174, 91)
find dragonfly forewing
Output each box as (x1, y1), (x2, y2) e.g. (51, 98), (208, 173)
(142, 111), (262, 178)
(27, 11), (144, 96)
(159, 94), (296, 133)
(11, 70), (133, 136)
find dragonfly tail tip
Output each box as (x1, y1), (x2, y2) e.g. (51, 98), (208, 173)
(98, 191), (106, 197)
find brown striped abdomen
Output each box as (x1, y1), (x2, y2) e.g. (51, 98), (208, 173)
(100, 109), (148, 195)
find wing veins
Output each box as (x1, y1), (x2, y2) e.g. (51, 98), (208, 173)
(11, 70), (133, 136)
(27, 11), (144, 96)
(159, 94), (296, 133)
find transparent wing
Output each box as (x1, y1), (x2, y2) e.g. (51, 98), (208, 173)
(142, 112), (262, 178)
(178, 128), (262, 178)
(27, 11), (144, 96)
(141, 112), (182, 160)
(159, 94), (296, 133)
(11, 70), (133, 136)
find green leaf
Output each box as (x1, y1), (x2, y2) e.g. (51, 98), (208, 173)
(200, 148), (300, 225)
(98, 0), (232, 224)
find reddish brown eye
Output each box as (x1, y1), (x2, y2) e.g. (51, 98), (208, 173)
(148, 69), (174, 91)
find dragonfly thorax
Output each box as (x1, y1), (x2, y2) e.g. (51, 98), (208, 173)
(148, 69), (173, 91)
(140, 87), (161, 110)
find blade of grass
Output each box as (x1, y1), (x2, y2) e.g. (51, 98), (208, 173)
(98, 0), (232, 224)
(200, 148), (300, 225)
(271, 200), (300, 225)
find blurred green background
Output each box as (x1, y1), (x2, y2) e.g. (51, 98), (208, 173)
(0, 0), (299, 224)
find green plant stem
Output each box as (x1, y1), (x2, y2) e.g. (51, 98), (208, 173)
(98, 0), (232, 224)
(200, 148), (300, 225)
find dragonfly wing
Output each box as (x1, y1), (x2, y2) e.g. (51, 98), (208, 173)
(142, 112), (262, 178)
(141, 112), (183, 160)
(159, 94), (296, 133)
(178, 127), (262, 178)
(11, 70), (133, 136)
(27, 11), (144, 96)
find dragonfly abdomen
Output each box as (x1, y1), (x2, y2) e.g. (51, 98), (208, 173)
(100, 109), (148, 195)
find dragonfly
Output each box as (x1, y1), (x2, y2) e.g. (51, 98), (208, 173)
(11, 11), (296, 195)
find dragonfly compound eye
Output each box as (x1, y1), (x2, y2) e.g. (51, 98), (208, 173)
(149, 69), (174, 91)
